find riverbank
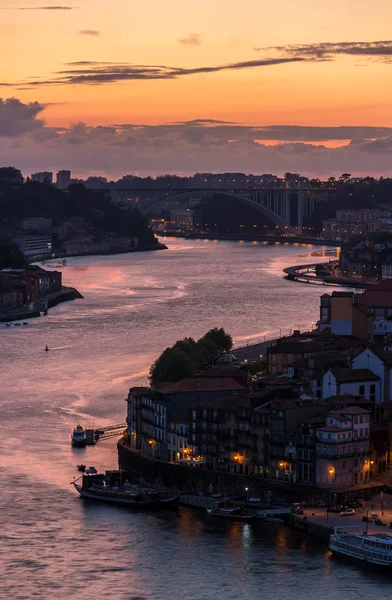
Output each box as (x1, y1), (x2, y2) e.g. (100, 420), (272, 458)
(51, 240), (167, 261)
(0, 286), (83, 322)
(284, 261), (378, 289)
(157, 231), (343, 246)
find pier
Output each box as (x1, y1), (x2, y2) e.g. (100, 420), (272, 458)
(82, 423), (126, 445)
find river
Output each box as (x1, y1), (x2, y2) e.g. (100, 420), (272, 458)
(1, 238), (391, 599)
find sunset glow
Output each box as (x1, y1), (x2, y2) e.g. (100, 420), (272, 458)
(1, 0), (392, 176)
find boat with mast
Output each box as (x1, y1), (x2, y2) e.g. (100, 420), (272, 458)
(71, 470), (179, 509)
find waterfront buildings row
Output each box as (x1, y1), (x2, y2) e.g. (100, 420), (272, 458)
(0, 266), (62, 312)
(123, 281), (392, 496)
(339, 239), (392, 281)
(11, 215), (140, 260)
(323, 209), (392, 241)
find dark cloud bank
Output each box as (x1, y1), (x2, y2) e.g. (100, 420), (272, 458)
(1, 97), (392, 177)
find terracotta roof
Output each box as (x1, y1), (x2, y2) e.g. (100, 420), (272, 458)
(200, 367), (248, 379)
(193, 396), (248, 410)
(317, 426), (342, 433)
(329, 368), (380, 383)
(328, 413), (349, 422)
(155, 378), (247, 394)
(129, 386), (151, 397)
(334, 406), (370, 415)
(360, 282), (392, 307)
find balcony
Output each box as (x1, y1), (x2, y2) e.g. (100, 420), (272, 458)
(316, 450), (369, 459)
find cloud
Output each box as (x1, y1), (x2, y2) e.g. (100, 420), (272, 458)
(2, 97), (392, 178)
(13, 56), (303, 87)
(255, 40), (392, 62)
(0, 97), (47, 136)
(17, 6), (77, 10)
(79, 29), (101, 36)
(178, 34), (202, 46)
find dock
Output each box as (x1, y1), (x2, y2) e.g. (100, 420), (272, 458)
(82, 423), (126, 445)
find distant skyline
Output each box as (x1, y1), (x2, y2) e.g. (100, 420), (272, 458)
(1, 0), (392, 177)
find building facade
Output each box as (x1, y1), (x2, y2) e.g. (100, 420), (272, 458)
(315, 407), (371, 489)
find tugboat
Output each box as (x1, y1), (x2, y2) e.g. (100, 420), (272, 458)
(206, 501), (257, 521)
(71, 470), (179, 509)
(71, 424), (86, 447)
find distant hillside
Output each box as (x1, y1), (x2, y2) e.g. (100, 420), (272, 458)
(0, 182), (159, 248)
(193, 195), (278, 233)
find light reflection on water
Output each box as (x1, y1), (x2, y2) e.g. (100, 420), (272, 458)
(2, 238), (391, 598)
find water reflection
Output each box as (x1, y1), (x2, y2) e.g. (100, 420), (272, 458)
(2, 238), (385, 599)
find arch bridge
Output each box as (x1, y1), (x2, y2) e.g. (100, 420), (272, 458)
(109, 185), (333, 233)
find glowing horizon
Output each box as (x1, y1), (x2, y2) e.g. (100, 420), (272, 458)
(1, 0), (392, 177)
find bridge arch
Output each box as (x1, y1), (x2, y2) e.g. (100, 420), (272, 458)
(166, 189), (297, 234)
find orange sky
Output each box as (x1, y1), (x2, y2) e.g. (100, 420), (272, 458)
(1, 0), (392, 175)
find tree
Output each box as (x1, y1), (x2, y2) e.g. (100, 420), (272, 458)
(339, 173), (351, 182)
(201, 327), (233, 354)
(197, 337), (220, 365)
(149, 348), (196, 385)
(149, 327), (233, 384)
(0, 236), (28, 269)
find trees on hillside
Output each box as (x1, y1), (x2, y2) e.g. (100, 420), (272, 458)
(149, 327), (233, 384)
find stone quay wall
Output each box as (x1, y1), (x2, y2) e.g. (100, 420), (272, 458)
(118, 442), (322, 503)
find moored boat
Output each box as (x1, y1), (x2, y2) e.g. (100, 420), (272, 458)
(71, 470), (179, 509)
(330, 526), (392, 567)
(206, 501), (257, 521)
(71, 424), (86, 447)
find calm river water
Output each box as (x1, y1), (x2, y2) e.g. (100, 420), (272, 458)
(1, 238), (391, 599)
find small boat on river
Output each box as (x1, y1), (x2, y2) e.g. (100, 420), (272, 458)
(71, 424), (86, 447)
(71, 470), (179, 509)
(206, 501), (257, 521)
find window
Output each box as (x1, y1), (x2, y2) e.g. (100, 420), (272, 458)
(370, 384), (376, 403)
(359, 385), (365, 397)
(343, 460), (347, 469)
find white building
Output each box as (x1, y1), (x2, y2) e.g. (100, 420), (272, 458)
(315, 406), (371, 489)
(352, 347), (392, 403)
(323, 368), (381, 404)
(13, 235), (52, 259)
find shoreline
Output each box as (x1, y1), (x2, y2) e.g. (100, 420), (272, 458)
(157, 231), (343, 247)
(0, 286), (83, 323)
(283, 261), (378, 289)
(49, 240), (167, 261)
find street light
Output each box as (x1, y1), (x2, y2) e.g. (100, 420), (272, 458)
(245, 487), (249, 506)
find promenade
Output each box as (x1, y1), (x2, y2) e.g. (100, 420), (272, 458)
(297, 492), (392, 537)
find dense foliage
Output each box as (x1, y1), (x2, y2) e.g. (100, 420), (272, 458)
(0, 182), (158, 247)
(0, 235), (28, 269)
(303, 176), (392, 232)
(149, 328), (233, 384)
(193, 196), (276, 233)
